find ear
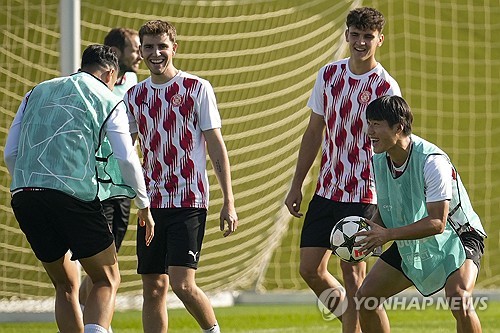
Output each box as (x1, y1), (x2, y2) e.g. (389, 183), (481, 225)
(395, 123), (404, 135)
(110, 46), (121, 58)
(377, 33), (384, 47)
(344, 29), (349, 42)
(101, 68), (116, 88)
(172, 42), (178, 55)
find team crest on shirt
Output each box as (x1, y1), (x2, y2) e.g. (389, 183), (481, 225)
(170, 94), (183, 106)
(358, 90), (372, 104)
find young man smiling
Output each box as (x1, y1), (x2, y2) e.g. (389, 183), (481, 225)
(124, 20), (238, 333)
(356, 95), (486, 333)
(285, 7), (401, 332)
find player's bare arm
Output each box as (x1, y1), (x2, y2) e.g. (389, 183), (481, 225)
(204, 128), (238, 237)
(284, 112), (325, 217)
(357, 200), (449, 253)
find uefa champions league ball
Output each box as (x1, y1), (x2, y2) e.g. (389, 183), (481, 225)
(330, 216), (372, 263)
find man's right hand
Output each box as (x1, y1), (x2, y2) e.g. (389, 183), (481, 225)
(137, 207), (155, 246)
(285, 188), (304, 218)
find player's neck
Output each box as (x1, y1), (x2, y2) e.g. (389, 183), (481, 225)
(388, 136), (412, 167)
(349, 57), (378, 75)
(151, 67), (179, 84)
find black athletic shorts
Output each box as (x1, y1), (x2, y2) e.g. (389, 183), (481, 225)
(101, 197), (131, 251)
(300, 194), (377, 248)
(11, 189), (114, 263)
(137, 208), (207, 274)
(380, 230), (485, 271)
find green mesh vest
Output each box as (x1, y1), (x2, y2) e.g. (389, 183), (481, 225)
(11, 72), (136, 202)
(372, 135), (483, 296)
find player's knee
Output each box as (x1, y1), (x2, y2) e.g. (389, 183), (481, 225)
(355, 283), (368, 300)
(171, 280), (198, 301)
(340, 262), (366, 286)
(299, 264), (323, 282)
(446, 288), (474, 314)
(142, 277), (168, 300)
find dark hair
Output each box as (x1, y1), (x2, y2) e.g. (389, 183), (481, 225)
(366, 95), (413, 135)
(80, 44), (119, 71)
(139, 20), (176, 44)
(346, 7), (385, 32)
(104, 27), (138, 52)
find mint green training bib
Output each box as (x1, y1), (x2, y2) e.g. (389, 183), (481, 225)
(11, 72), (136, 202)
(373, 135), (467, 296)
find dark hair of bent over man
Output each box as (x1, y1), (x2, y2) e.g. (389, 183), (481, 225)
(366, 95), (413, 136)
(81, 44), (119, 71)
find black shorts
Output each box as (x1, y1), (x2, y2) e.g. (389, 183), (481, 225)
(380, 230), (485, 271)
(101, 197), (131, 251)
(300, 195), (377, 248)
(137, 208), (207, 274)
(11, 190), (114, 263)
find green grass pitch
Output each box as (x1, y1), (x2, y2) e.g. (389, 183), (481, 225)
(1, 302), (500, 332)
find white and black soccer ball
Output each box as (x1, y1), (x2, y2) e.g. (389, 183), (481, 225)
(330, 216), (372, 263)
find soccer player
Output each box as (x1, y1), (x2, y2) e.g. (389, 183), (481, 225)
(4, 44), (155, 333)
(284, 7), (401, 332)
(356, 95), (486, 333)
(124, 20), (238, 333)
(79, 27), (142, 314)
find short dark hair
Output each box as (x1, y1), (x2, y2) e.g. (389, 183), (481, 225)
(346, 7), (385, 32)
(139, 20), (176, 44)
(104, 27), (138, 52)
(80, 44), (119, 71)
(366, 95), (413, 135)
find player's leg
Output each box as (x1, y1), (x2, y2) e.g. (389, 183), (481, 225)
(299, 247), (344, 300)
(42, 252), (83, 333)
(445, 231), (484, 333)
(337, 202), (377, 333)
(79, 198), (118, 309)
(356, 243), (413, 333)
(299, 196), (347, 324)
(141, 273), (170, 333)
(55, 192), (118, 332)
(78, 243), (120, 330)
(445, 260), (481, 333)
(169, 266), (218, 331)
(166, 208), (219, 331)
(79, 275), (92, 308)
(339, 260), (366, 333)
(137, 208), (170, 333)
(11, 191), (84, 333)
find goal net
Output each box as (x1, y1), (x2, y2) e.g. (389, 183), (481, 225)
(0, 0), (499, 312)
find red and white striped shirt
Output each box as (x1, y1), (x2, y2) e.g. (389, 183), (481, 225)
(125, 71), (221, 208)
(307, 58), (401, 204)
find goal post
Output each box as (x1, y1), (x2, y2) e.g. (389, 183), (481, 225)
(59, 0), (80, 75)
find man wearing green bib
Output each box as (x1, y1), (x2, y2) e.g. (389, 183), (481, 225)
(355, 95), (486, 333)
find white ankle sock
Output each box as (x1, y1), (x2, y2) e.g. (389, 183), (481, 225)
(202, 322), (220, 333)
(84, 323), (108, 333)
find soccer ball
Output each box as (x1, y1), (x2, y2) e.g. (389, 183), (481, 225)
(330, 216), (372, 263)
